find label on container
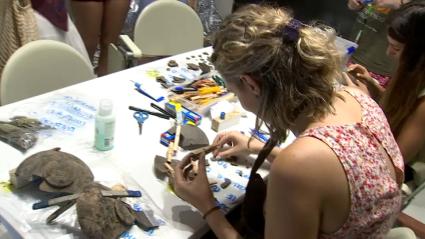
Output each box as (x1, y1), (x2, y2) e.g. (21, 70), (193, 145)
(95, 120), (115, 150)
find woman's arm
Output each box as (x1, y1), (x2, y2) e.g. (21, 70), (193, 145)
(265, 145), (322, 239)
(171, 153), (242, 239)
(396, 99), (425, 163)
(343, 65), (386, 101)
(204, 210), (242, 239)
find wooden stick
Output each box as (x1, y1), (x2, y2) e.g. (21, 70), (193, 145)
(190, 144), (219, 155)
(166, 142), (174, 163)
(173, 124), (182, 153)
(164, 162), (175, 175)
(191, 160), (199, 175)
(190, 93), (217, 101)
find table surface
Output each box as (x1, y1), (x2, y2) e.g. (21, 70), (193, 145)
(0, 47), (295, 239)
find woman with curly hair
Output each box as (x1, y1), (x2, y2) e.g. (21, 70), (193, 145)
(171, 4), (404, 239)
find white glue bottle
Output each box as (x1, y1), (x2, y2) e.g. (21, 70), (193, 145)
(95, 99), (115, 151)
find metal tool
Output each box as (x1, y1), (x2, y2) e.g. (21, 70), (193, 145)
(133, 112), (149, 135)
(129, 106), (170, 119)
(150, 103), (176, 119)
(33, 190), (142, 210)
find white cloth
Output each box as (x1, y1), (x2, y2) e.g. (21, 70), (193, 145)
(34, 11), (91, 65)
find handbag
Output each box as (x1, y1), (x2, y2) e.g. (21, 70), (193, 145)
(0, 0), (39, 75)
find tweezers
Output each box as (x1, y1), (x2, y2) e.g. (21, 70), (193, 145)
(129, 106), (170, 119)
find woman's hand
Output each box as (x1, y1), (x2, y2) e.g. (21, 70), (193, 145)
(348, 64), (372, 81)
(347, 0), (364, 10)
(343, 64), (385, 100)
(374, 0), (403, 9)
(212, 131), (264, 159)
(171, 152), (216, 214)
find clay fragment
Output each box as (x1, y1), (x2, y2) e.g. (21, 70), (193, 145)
(172, 76), (185, 83)
(167, 125), (209, 150)
(198, 62), (211, 74)
(76, 185), (131, 239)
(220, 178), (231, 189)
(135, 210), (159, 230)
(167, 60), (178, 67)
(187, 63), (200, 71)
(12, 148), (94, 193)
(154, 155), (179, 174)
(115, 200), (136, 226)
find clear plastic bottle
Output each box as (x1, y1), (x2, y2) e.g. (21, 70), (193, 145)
(95, 99), (115, 151)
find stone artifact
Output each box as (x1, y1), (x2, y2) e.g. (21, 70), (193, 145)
(10, 148), (94, 193)
(167, 125), (209, 150)
(187, 63), (200, 71)
(167, 60), (178, 67)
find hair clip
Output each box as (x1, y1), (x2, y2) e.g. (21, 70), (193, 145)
(282, 18), (303, 42)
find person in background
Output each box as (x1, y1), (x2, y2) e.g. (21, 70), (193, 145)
(31, 0), (90, 63)
(188, 0), (222, 38)
(233, 0), (358, 38)
(346, 0), (411, 88)
(0, 0), (90, 76)
(171, 4), (404, 238)
(70, 0), (130, 76)
(348, 1), (425, 189)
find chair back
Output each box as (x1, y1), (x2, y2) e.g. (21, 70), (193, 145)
(385, 227), (416, 239)
(133, 0), (204, 56)
(0, 40), (95, 105)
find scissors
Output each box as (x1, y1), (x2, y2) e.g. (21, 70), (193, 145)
(133, 111), (149, 135)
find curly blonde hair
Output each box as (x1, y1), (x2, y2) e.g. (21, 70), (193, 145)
(211, 4), (341, 143)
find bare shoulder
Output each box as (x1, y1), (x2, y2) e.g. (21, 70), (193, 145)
(404, 99), (425, 131)
(270, 137), (337, 190)
(343, 86), (371, 97)
(413, 98), (425, 118)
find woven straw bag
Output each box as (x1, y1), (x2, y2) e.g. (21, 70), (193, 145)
(0, 0), (39, 75)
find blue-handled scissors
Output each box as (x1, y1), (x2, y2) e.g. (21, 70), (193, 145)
(133, 112), (149, 135)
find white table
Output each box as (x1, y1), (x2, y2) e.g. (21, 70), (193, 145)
(0, 48), (295, 239)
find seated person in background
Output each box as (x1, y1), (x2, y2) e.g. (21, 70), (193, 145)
(346, 0), (411, 88)
(171, 4), (404, 239)
(347, 1), (425, 189)
(31, 0), (90, 63)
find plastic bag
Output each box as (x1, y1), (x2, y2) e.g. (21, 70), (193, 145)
(0, 116), (53, 152)
(0, 161), (169, 239)
(0, 124), (37, 152)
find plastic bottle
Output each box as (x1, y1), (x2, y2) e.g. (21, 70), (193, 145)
(95, 99), (115, 151)
(334, 36), (358, 71)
